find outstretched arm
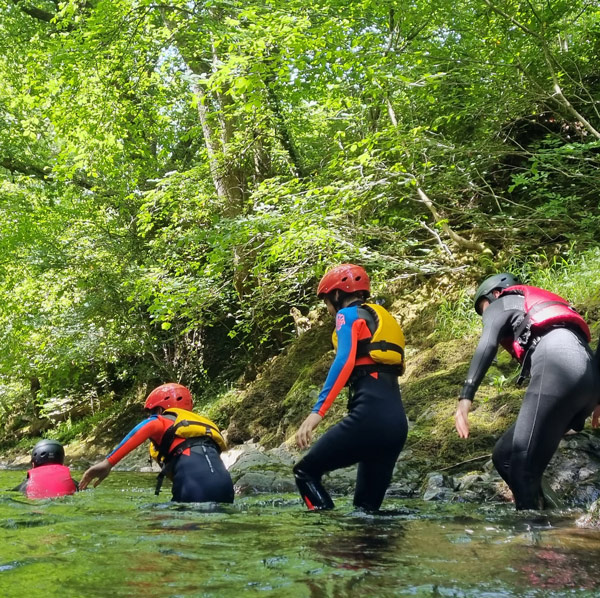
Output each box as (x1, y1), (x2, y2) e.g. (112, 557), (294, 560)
(79, 459), (113, 489)
(79, 416), (163, 489)
(295, 308), (363, 449)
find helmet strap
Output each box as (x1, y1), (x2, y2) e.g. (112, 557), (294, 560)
(330, 290), (343, 312)
(480, 289), (501, 312)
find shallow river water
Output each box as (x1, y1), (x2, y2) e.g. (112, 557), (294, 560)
(2, 471), (600, 598)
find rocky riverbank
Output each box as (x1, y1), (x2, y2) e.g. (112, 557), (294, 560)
(225, 430), (600, 506)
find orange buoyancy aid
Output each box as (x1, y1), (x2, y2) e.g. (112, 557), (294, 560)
(332, 303), (405, 374)
(499, 285), (591, 362)
(26, 464), (77, 499)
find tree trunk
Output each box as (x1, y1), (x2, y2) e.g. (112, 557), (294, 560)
(159, 9), (247, 210)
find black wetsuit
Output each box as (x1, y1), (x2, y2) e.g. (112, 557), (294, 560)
(171, 442), (234, 503)
(460, 293), (599, 509)
(294, 370), (407, 511)
(294, 302), (407, 511)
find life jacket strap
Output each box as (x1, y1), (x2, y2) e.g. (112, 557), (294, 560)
(351, 363), (403, 378)
(155, 419), (222, 464)
(514, 300), (569, 341)
(356, 340), (405, 359)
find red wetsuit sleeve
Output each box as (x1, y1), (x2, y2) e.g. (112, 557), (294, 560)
(106, 416), (167, 466)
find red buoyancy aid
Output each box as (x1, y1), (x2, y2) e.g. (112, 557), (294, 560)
(26, 464), (77, 499)
(499, 285), (591, 362)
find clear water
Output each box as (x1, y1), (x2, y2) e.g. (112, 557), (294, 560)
(1, 471), (600, 598)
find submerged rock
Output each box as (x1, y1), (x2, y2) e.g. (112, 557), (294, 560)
(577, 498), (600, 528)
(234, 471), (297, 495)
(546, 431), (600, 507)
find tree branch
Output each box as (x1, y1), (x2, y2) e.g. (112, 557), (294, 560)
(11, 0), (55, 22)
(481, 0), (542, 40)
(542, 47), (600, 139)
(416, 187), (486, 252)
(0, 157), (50, 180)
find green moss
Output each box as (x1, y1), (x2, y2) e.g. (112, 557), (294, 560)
(399, 331), (525, 469)
(205, 324), (333, 447)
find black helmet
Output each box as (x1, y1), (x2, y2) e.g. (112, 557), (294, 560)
(31, 439), (65, 467)
(473, 273), (519, 315)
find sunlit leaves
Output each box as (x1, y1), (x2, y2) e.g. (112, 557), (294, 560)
(1, 0), (599, 421)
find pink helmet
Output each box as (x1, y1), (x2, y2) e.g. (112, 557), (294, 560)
(144, 383), (193, 411)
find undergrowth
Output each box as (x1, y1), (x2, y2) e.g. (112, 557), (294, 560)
(434, 246), (600, 342)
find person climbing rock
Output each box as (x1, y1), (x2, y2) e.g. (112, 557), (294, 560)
(454, 273), (600, 510)
(17, 439), (78, 499)
(294, 264), (408, 511)
(79, 383), (234, 503)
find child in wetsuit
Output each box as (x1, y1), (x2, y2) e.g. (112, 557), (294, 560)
(17, 439), (78, 499)
(293, 264), (408, 511)
(79, 383), (233, 503)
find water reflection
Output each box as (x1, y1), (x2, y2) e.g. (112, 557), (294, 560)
(517, 527), (600, 591)
(309, 514), (406, 570)
(2, 472), (600, 598)
(296, 510), (406, 598)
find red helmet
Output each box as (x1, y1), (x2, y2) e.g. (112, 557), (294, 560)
(144, 383), (193, 411)
(317, 264), (370, 297)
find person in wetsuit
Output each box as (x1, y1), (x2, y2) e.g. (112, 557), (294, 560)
(79, 383), (233, 503)
(16, 439), (78, 499)
(455, 273), (600, 510)
(294, 264), (408, 511)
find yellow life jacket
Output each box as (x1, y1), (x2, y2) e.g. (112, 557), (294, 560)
(331, 303), (405, 375)
(149, 407), (227, 464)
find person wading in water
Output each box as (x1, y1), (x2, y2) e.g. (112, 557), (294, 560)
(293, 264), (408, 511)
(455, 273), (600, 509)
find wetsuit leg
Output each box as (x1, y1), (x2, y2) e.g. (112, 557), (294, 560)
(354, 452), (402, 511)
(171, 444), (234, 503)
(491, 424), (514, 489)
(294, 373), (407, 511)
(493, 329), (599, 510)
(293, 466), (335, 510)
(293, 418), (364, 510)
(352, 374), (407, 510)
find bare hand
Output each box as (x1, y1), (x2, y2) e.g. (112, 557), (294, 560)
(296, 413), (323, 449)
(79, 459), (113, 490)
(455, 399), (472, 439)
(592, 405), (600, 428)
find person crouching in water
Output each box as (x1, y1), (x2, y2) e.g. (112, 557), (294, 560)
(17, 439), (78, 499)
(79, 383), (234, 503)
(454, 273), (600, 510)
(293, 264), (408, 511)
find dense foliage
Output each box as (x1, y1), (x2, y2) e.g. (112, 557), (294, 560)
(1, 0), (599, 437)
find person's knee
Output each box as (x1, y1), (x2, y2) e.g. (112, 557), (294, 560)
(491, 445), (503, 468)
(492, 432), (513, 464)
(293, 459), (323, 481)
(293, 464), (315, 480)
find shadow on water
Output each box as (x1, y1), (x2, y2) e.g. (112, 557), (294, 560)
(1, 471), (600, 598)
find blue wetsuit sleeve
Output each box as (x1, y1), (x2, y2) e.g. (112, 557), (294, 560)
(312, 306), (360, 416)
